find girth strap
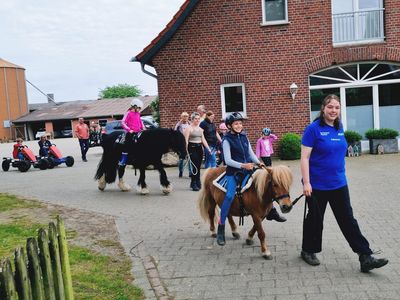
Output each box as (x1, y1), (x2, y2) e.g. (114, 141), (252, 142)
(234, 171), (250, 226)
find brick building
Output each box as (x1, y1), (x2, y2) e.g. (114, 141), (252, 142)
(133, 0), (400, 145)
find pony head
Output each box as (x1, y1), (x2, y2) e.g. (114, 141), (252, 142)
(253, 165), (293, 214)
(170, 129), (187, 159)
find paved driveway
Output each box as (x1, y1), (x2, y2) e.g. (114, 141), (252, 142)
(1, 139), (399, 299)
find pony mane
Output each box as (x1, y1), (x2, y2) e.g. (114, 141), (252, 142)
(253, 165), (293, 200)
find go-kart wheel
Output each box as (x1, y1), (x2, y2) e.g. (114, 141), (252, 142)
(47, 157), (55, 169)
(38, 158), (49, 170)
(65, 156), (74, 167)
(18, 161), (31, 172)
(2, 159), (10, 171)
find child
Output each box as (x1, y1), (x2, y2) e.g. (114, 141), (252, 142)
(38, 134), (52, 157)
(256, 127), (278, 167)
(118, 98), (145, 166)
(12, 138), (25, 160)
(216, 123), (228, 166)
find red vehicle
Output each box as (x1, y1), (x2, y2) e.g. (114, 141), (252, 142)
(2, 146), (49, 172)
(45, 144), (74, 168)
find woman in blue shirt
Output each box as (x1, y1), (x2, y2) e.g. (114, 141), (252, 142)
(300, 94), (388, 273)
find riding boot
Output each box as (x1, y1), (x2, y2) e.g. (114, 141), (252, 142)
(118, 152), (128, 166)
(266, 207), (286, 222)
(216, 224), (225, 246)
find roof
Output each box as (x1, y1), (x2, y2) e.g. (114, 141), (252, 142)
(13, 96), (156, 123)
(0, 58), (25, 69)
(133, 0), (199, 67)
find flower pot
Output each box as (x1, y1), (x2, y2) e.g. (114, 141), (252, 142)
(369, 139), (399, 154)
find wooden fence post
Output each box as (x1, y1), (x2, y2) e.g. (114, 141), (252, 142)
(38, 228), (56, 300)
(14, 247), (32, 300)
(57, 216), (74, 300)
(0, 259), (18, 300)
(27, 238), (45, 300)
(49, 222), (65, 300)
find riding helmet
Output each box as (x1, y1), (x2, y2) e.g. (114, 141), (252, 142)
(225, 112), (244, 126)
(131, 98), (143, 108)
(262, 127), (271, 136)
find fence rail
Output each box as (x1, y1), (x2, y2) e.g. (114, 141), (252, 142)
(333, 9), (384, 44)
(0, 216), (73, 300)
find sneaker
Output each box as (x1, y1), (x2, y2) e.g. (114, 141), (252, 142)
(301, 251), (320, 266)
(266, 208), (287, 222)
(359, 254), (388, 273)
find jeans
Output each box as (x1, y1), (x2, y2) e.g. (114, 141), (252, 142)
(219, 175), (237, 225)
(78, 139), (89, 160)
(302, 185), (372, 255)
(178, 158), (191, 176)
(204, 145), (217, 168)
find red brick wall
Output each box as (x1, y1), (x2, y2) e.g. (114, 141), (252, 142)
(151, 0), (400, 146)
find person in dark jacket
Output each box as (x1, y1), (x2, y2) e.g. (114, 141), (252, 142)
(200, 111), (221, 168)
(38, 134), (52, 157)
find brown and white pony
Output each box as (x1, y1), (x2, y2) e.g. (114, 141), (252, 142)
(198, 165), (293, 259)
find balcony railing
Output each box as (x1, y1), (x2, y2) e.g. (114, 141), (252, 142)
(333, 8), (384, 45)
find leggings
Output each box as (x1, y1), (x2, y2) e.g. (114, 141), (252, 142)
(188, 143), (203, 182)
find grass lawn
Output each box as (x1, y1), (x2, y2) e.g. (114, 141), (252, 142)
(0, 193), (144, 300)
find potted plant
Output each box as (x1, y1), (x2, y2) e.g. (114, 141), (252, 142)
(344, 130), (362, 156)
(365, 128), (399, 154)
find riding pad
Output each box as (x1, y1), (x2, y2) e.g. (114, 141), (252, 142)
(212, 170), (255, 193)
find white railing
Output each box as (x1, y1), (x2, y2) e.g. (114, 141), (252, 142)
(332, 9), (384, 44)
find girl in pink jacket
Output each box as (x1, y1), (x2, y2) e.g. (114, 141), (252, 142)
(256, 127), (278, 167)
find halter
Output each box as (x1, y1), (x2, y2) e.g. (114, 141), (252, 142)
(267, 179), (290, 204)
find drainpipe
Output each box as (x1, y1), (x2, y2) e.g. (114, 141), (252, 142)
(131, 57), (158, 79)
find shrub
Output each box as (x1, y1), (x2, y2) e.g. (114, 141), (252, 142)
(365, 128), (399, 139)
(279, 133), (301, 160)
(344, 130), (362, 145)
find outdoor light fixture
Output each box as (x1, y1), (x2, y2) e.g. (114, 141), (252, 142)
(290, 83), (298, 100)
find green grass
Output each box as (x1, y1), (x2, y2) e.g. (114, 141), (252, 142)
(0, 193), (143, 300)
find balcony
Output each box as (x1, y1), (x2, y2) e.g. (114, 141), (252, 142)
(332, 8), (384, 45)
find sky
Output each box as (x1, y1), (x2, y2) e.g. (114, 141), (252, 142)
(0, 0), (185, 103)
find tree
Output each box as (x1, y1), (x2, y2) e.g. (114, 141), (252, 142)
(99, 84), (141, 99)
(150, 96), (160, 124)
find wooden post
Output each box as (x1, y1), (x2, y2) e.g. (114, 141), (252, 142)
(0, 259), (18, 300)
(14, 247), (33, 300)
(57, 216), (74, 300)
(38, 228), (56, 300)
(27, 238), (45, 300)
(49, 222), (65, 300)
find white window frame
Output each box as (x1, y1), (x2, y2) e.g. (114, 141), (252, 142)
(220, 83), (247, 119)
(261, 0), (289, 26)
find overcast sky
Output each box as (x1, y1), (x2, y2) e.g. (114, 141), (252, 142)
(0, 0), (185, 103)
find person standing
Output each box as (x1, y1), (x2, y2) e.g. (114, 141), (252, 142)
(75, 117), (90, 162)
(256, 127), (278, 167)
(184, 112), (211, 191)
(175, 112), (191, 177)
(300, 94), (388, 272)
(200, 111), (221, 168)
(197, 105), (206, 122)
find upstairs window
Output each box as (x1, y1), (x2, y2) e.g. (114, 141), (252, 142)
(261, 0), (288, 25)
(220, 83), (247, 118)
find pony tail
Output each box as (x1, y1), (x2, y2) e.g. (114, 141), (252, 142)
(198, 169), (212, 222)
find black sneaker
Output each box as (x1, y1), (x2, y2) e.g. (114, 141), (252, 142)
(359, 254), (388, 273)
(266, 207), (287, 222)
(301, 251), (320, 266)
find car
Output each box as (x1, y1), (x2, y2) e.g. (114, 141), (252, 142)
(35, 128), (47, 140)
(102, 117), (158, 135)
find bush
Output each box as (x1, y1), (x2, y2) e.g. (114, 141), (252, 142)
(344, 130), (362, 144)
(279, 133), (301, 160)
(365, 128), (399, 139)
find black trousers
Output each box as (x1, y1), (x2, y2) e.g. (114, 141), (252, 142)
(302, 185), (372, 255)
(188, 143), (203, 182)
(261, 156), (272, 166)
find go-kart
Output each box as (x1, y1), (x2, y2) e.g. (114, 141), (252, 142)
(2, 146), (49, 172)
(44, 144), (74, 168)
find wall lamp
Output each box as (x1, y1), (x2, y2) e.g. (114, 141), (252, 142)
(290, 83), (298, 100)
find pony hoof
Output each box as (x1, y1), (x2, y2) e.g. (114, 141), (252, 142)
(140, 188), (150, 195)
(245, 239), (254, 245)
(98, 176), (106, 191)
(262, 254), (273, 260)
(98, 186), (105, 191)
(211, 232), (217, 238)
(118, 181), (131, 192)
(161, 185), (172, 194)
(232, 232), (240, 240)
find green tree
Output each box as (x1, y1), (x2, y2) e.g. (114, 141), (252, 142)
(99, 84), (141, 99)
(150, 96), (160, 124)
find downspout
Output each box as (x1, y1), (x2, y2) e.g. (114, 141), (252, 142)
(131, 57), (158, 79)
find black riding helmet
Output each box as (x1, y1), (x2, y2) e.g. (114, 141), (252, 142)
(225, 112), (244, 127)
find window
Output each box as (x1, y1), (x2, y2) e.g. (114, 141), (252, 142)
(261, 0), (288, 25)
(220, 83), (246, 118)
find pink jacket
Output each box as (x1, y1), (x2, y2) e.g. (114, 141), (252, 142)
(122, 110), (144, 133)
(256, 134), (278, 158)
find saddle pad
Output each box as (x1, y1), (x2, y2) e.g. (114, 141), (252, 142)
(212, 171), (254, 193)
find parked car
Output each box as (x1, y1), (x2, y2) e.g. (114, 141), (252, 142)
(35, 128), (47, 139)
(102, 117), (158, 135)
(53, 127), (73, 138)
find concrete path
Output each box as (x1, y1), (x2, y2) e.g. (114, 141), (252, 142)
(1, 138), (399, 299)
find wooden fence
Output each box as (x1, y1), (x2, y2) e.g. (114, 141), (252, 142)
(0, 216), (73, 299)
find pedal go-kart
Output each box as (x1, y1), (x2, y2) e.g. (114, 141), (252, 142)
(2, 146), (49, 172)
(44, 144), (74, 168)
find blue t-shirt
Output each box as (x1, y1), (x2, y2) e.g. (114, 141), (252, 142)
(302, 120), (347, 190)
